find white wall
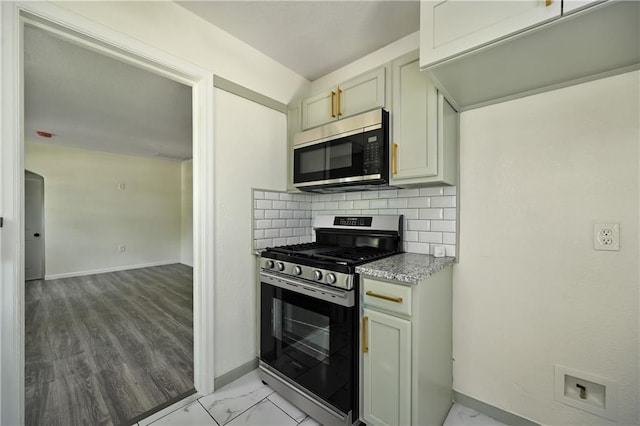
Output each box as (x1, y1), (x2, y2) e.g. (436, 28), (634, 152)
(454, 71), (639, 425)
(213, 88), (287, 375)
(309, 31), (419, 94)
(53, 0), (309, 104)
(181, 159), (193, 267)
(25, 142), (183, 278)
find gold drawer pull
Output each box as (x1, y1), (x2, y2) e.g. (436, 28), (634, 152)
(362, 316), (369, 353)
(330, 91), (336, 118)
(366, 290), (403, 303)
(545, 0), (552, 6)
(392, 143), (398, 174)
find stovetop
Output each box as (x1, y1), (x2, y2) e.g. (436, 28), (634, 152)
(265, 242), (396, 266)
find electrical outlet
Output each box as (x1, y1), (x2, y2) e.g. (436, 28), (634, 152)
(593, 223), (619, 251)
(118, 244), (126, 253)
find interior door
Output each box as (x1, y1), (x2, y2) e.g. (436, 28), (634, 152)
(25, 171), (44, 280)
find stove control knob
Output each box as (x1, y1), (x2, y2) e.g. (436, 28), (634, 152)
(293, 266), (302, 276)
(326, 273), (337, 285)
(265, 260), (274, 269)
(277, 262), (285, 272)
(313, 270), (323, 281)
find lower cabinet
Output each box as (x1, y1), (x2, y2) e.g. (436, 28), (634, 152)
(360, 266), (453, 426)
(362, 308), (411, 426)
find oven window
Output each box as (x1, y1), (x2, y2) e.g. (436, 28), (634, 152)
(260, 282), (356, 414)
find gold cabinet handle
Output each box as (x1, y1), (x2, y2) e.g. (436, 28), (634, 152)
(330, 91), (336, 118)
(362, 316), (369, 353)
(392, 143), (398, 175)
(366, 290), (403, 303)
(337, 88), (342, 116)
(545, 0), (552, 6)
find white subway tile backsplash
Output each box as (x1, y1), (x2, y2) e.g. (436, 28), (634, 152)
(388, 198), (408, 208)
(280, 228), (294, 237)
(265, 192), (280, 200)
(431, 220), (456, 232)
(398, 209), (419, 220)
(444, 208), (456, 220)
(419, 232), (443, 243)
(256, 200), (272, 209)
(430, 196), (456, 208)
(398, 189), (420, 198)
(443, 233), (457, 245)
(256, 219), (271, 229)
(325, 201), (339, 209)
(280, 210), (294, 219)
(265, 210), (280, 219)
(253, 187), (456, 256)
(378, 189), (398, 198)
(405, 241), (430, 254)
(361, 191), (379, 200)
(354, 200), (370, 209)
(339, 201), (354, 210)
(408, 197), (429, 208)
(273, 200), (287, 209)
(408, 220), (430, 231)
(419, 208), (443, 220)
(265, 229), (280, 238)
(369, 199), (387, 209)
(404, 231), (419, 242)
(419, 187), (444, 196)
(272, 219), (286, 228)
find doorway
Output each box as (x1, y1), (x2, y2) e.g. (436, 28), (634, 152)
(24, 171), (44, 281)
(0, 3), (216, 425)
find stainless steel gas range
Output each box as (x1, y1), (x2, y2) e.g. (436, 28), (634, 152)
(258, 215), (403, 426)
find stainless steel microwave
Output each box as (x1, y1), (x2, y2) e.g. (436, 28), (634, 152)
(293, 108), (389, 193)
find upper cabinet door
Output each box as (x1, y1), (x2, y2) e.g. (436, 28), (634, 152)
(420, 0), (562, 68)
(390, 51), (439, 182)
(301, 90), (337, 130)
(338, 67), (386, 119)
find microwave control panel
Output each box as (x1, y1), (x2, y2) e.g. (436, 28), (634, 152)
(363, 133), (382, 175)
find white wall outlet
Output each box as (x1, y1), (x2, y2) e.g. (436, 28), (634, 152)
(118, 244), (126, 253)
(593, 223), (619, 251)
(554, 365), (618, 421)
(118, 183), (126, 190)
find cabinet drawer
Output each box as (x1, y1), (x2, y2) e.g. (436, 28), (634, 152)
(362, 277), (412, 316)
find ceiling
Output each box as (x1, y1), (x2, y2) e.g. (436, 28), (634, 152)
(24, 24), (193, 160)
(176, 1), (420, 81)
(24, 1), (419, 160)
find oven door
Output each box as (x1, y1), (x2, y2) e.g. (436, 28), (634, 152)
(259, 272), (357, 416)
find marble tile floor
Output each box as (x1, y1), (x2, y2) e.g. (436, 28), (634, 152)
(135, 369), (506, 426)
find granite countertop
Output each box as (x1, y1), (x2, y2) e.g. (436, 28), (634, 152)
(355, 252), (455, 285)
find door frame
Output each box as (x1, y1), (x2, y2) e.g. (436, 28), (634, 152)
(24, 170), (44, 281)
(0, 2), (216, 425)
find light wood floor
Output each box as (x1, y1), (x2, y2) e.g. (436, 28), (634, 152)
(25, 264), (194, 426)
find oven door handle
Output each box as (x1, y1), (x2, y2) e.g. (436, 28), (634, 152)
(260, 271), (355, 308)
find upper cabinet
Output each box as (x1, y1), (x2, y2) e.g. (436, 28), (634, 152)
(391, 51), (457, 187)
(301, 67), (386, 130)
(421, 0), (561, 67)
(419, 0), (639, 111)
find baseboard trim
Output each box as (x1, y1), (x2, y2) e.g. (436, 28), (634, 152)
(44, 260), (182, 280)
(214, 358), (259, 390)
(453, 391), (540, 426)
